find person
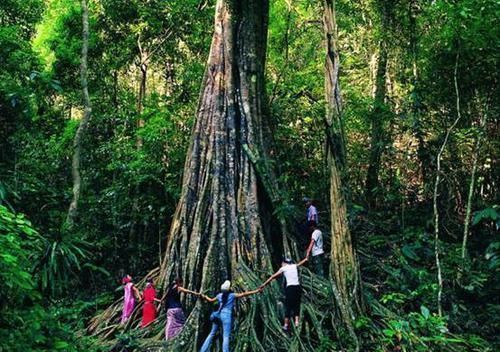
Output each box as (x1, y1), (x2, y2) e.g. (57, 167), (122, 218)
(121, 275), (141, 324)
(141, 278), (161, 328)
(165, 278), (201, 340)
(306, 221), (325, 277)
(303, 197), (318, 225)
(199, 280), (261, 352)
(260, 257), (308, 332)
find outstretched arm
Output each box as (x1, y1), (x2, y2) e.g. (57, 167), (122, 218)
(178, 286), (202, 297)
(133, 285), (142, 301)
(200, 294), (217, 303)
(305, 239), (314, 258)
(235, 288), (261, 298)
(259, 271), (282, 290)
(297, 256), (309, 267)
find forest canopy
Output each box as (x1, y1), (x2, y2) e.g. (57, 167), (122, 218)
(0, 0), (498, 351)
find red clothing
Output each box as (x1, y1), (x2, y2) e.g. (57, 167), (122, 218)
(141, 286), (157, 327)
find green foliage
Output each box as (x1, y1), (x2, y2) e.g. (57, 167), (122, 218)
(0, 206), (99, 351)
(472, 206), (499, 227)
(36, 235), (93, 296)
(0, 205), (41, 303)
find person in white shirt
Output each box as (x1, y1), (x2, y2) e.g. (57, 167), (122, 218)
(260, 257), (308, 332)
(306, 221), (324, 277)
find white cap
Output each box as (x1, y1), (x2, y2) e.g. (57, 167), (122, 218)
(221, 280), (231, 291)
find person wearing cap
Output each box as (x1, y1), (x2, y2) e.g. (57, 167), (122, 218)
(199, 280), (261, 352)
(259, 256), (308, 332)
(305, 221), (325, 277)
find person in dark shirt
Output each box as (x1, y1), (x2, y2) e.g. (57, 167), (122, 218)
(164, 278), (200, 340)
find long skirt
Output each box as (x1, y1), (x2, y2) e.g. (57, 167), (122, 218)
(141, 302), (157, 327)
(121, 297), (135, 323)
(165, 308), (186, 340)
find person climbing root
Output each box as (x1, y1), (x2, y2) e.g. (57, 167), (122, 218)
(305, 220), (325, 277)
(141, 278), (161, 328)
(260, 257), (308, 332)
(164, 278), (201, 340)
(199, 280), (262, 352)
(121, 275), (141, 324)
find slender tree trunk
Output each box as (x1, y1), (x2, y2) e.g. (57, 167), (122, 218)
(433, 53), (461, 316)
(164, 60), (175, 97)
(460, 107), (488, 275)
(66, 0), (91, 228)
(365, 39), (388, 208)
(409, 0), (430, 193)
(323, 2), (361, 349)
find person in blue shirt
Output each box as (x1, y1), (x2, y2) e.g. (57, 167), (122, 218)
(304, 197), (318, 225)
(199, 280), (261, 352)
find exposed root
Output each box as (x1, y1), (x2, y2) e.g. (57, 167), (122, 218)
(90, 263), (361, 351)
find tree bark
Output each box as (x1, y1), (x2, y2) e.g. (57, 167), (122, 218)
(323, 1), (362, 349)
(66, 0), (91, 228)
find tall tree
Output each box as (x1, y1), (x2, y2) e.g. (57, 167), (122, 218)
(408, 0), (431, 191)
(155, 0), (280, 348)
(365, 0), (391, 208)
(323, 0), (362, 349)
(66, 0), (91, 228)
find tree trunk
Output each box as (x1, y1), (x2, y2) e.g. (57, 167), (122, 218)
(409, 0), (430, 194)
(433, 53), (461, 316)
(66, 0), (91, 228)
(365, 39), (388, 208)
(323, 1), (361, 349)
(460, 106), (488, 277)
(136, 58), (147, 148)
(157, 0), (277, 347)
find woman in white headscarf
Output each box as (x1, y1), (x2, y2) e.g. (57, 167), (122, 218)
(199, 280), (261, 352)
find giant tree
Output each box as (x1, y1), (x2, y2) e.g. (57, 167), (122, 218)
(92, 0), (283, 348)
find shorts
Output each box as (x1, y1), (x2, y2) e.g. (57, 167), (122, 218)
(284, 285), (301, 318)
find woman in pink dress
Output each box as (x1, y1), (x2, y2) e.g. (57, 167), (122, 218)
(121, 275), (141, 324)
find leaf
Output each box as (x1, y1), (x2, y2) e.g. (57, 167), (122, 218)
(54, 340), (70, 349)
(420, 305), (430, 319)
(472, 207), (498, 225)
(401, 245), (420, 261)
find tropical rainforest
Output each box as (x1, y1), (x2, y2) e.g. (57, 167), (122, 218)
(0, 0), (498, 351)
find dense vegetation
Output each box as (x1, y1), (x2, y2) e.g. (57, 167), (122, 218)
(0, 0), (498, 351)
